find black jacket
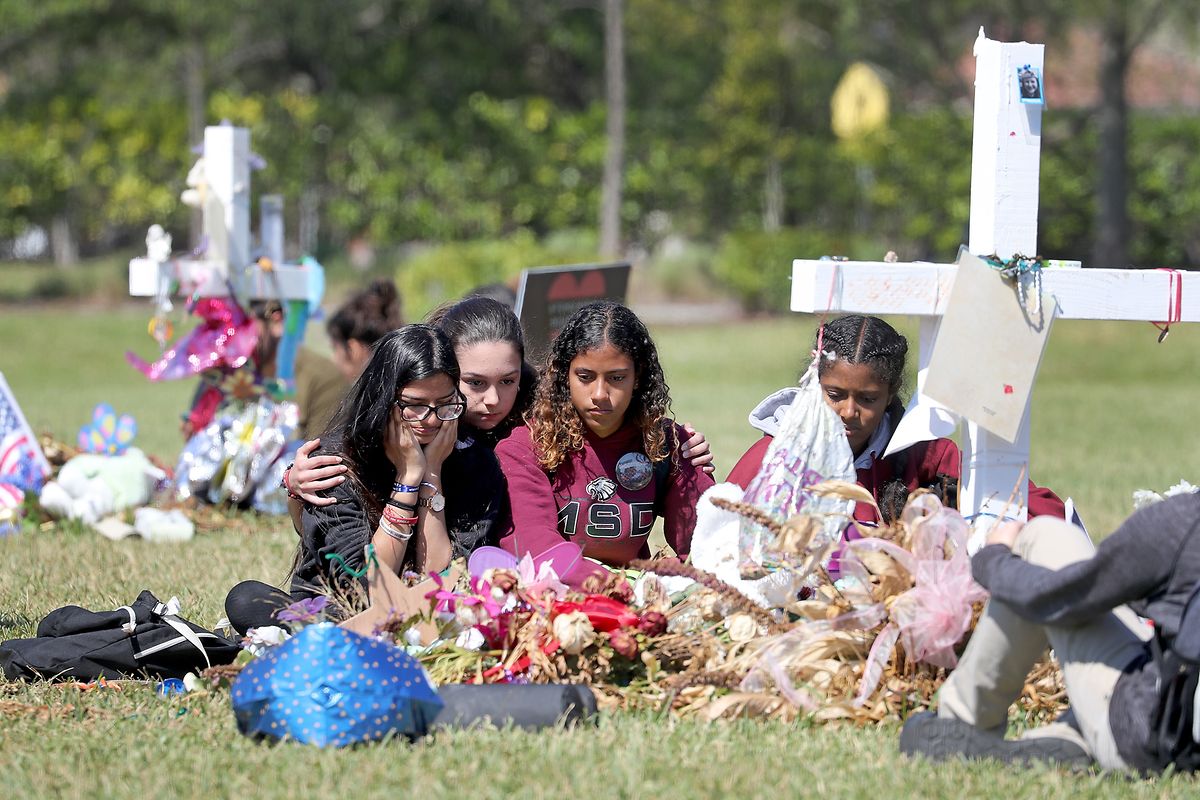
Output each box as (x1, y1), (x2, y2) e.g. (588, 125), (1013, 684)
(291, 434), (505, 597)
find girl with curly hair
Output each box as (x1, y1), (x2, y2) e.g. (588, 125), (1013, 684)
(495, 301), (715, 567)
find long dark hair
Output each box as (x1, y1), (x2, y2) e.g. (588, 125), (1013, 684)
(427, 296), (536, 437)
(530, 301), (674, 472)
(322, 324), (459, 521)
(813, 314), (908, 423)
(326, 279), (404, 349)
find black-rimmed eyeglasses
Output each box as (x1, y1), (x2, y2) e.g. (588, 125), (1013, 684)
(394, 399), (466, 422)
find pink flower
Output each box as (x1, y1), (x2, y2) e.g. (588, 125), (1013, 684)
(466, 576), (505, 618)
(637, 611), (668, 637)
(609, 628), (639, 660)
(517, 553), (568, 598)
(424, 572), (459, 613)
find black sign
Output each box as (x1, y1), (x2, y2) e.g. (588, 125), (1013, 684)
(515, 262), (631, 364)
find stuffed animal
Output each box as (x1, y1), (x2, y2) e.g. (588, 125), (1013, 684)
(39, 449), (165, 526)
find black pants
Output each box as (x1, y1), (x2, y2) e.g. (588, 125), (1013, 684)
(224, 581), (294, 636)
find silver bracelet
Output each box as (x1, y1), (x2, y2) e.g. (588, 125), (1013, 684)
(379, 518), (413, 542)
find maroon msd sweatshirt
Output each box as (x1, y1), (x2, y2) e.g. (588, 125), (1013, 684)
(496, 421), (715, 567)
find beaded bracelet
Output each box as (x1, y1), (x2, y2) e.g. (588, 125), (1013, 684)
(393, 482), (420, 494)
(280, 463), (301, 501)
(379, 518), (413, 542)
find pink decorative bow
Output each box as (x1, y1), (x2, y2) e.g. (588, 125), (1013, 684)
(846, 495), (988, 705)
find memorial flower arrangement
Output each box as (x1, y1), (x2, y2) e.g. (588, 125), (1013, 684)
(210, 485), (1067, 726)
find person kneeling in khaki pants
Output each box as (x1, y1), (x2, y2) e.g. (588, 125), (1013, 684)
(901, 492), (1200, 772)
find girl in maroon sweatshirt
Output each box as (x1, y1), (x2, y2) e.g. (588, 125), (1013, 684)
(726, 314), (1065, 527)
(496, 302), (715, 567)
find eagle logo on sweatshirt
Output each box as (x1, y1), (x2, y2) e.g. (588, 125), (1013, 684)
(585, 476), (618, 501)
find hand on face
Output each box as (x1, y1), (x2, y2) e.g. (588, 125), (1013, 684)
(384, 405), (426, 481)
(392, 372), (461, 478)
(422, 417), (458, 473)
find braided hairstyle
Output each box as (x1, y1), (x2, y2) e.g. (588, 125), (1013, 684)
(813, 315), (942, 523)
(813, 314), (908, 422)
(530, 301), (674, 473)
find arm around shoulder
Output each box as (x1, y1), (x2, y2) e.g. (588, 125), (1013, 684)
(663, 423), (717, 559)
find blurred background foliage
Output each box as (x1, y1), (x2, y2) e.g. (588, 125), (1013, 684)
(1, 0), (1197, 312)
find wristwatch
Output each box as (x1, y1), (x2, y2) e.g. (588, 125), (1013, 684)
(418, 490), (445, 512)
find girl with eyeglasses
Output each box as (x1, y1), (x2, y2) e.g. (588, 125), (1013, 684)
(223, 325), (504, 634)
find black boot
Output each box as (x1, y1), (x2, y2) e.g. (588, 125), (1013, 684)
(899, 711), (1094, 769)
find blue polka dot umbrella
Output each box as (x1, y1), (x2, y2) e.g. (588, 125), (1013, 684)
(231, 622), (444, 746)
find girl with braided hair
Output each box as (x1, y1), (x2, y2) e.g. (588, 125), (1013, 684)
(495, 301), (715, 567)
(726, 314), (1065, 526)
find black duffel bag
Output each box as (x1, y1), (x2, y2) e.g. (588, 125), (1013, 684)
(0, 589), (241, 682)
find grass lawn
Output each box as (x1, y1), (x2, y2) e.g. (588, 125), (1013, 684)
(1, 305), (1198, 798)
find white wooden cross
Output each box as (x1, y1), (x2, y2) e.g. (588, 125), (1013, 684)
(790, 31), (1198, 525)
(127, 124), (324, 388)
(128, 125), (314, 303)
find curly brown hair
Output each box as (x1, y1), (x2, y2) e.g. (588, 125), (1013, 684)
(529, 301), (676, 472)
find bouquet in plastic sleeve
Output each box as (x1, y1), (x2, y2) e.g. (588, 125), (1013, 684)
(739, 362), (855, 578)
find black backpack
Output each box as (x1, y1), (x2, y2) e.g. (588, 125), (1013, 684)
(0, 590), (241, 682)
(1150, 582), (1200, 771)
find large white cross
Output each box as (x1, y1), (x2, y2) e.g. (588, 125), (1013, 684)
(128, 125), (313, 302)
(127, 125), (325, 389)
(790, 32), (1198, 524)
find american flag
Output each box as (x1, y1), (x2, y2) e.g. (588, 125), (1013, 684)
(0, 372), (50, 507)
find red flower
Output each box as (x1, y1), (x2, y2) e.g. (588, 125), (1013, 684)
(637, 610), (668, 637)
(609, 628), (639, 660)
(552, 595), (639, 633)
(606, 579), (634, 605)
